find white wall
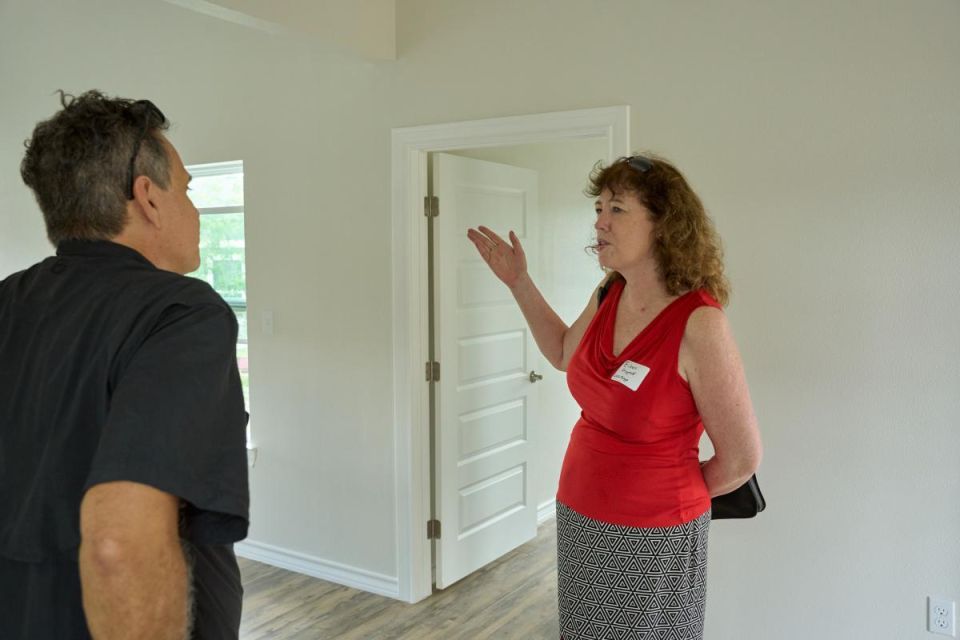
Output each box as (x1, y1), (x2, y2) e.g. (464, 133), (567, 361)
(0, 0), (400, 580)
(1, 0), (958, 638)
(449, 138), (609, 515)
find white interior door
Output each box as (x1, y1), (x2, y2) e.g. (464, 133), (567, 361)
(433, 153), (541, 589)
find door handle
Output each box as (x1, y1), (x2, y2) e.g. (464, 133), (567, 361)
(528, 370), (543, 383)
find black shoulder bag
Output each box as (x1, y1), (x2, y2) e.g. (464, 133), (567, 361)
(709, 475), (765, 519)
(596, 281), (766, 520)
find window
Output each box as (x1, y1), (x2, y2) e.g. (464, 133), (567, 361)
(186, 161), (249, 415)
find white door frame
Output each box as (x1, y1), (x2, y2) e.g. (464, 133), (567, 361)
(390, 106), (630, 603)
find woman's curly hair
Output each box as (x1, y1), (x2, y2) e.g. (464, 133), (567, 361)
(586, 154), (730, 306)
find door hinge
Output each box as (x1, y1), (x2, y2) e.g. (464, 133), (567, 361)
(427, 519), (441, 539)
(423, 195), (439, 218)
(425, 361), (440, 382)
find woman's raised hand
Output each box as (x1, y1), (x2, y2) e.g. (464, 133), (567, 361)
(466, 225), (527, 289)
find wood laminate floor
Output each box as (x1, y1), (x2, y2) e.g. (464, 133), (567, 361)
(239, 519), (560, 640)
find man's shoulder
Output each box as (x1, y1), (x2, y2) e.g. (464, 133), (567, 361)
(60, 252), (226, 315)
(2, 253), (226, 310)
(118, 270), (236, 341)
(135, 268), (227, 310)
(1, 254), (235, 346)
(0, 257), (53, 291)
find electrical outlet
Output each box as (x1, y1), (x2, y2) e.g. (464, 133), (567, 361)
(928, 597), (956, 636)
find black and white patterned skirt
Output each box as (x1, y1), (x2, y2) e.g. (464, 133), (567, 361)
(556, 501), (710, 640)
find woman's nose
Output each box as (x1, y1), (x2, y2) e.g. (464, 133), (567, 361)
(594, 211), (608, 230)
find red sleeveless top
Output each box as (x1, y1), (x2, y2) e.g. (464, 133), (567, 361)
(557, 279), (721, 527)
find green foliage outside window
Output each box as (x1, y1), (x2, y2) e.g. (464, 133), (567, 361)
(194, 213), (246, 305)
(189, 210), (249, 409)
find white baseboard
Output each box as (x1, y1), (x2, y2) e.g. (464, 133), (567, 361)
(235, 539), (400, 600)
(537, 498), (556, 525)
(237, 504), (554, 601)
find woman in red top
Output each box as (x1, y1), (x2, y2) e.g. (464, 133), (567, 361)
(467, 154), (762, 640)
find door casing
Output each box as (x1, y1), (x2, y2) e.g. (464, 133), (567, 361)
(390, 106), (630, 603)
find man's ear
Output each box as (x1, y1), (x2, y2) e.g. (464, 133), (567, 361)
(130, 175), (162, 230)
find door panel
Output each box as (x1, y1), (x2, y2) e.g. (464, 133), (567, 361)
(433, 153), (540, 589)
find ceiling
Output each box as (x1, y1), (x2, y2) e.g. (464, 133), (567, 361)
(162, 0), (396, 60)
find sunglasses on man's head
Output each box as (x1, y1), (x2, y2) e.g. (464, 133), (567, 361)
(126, 100), (166, 200)
(625, 155), (653, 173)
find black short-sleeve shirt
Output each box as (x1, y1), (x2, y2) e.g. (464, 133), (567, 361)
(0, 240), (249, 639)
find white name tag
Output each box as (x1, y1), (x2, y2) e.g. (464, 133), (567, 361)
(611, 360), (650, 391)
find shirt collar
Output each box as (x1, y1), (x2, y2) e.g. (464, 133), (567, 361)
(56, 239), (155, 268)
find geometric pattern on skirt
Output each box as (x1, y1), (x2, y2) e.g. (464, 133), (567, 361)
(556, 501), (710, 640)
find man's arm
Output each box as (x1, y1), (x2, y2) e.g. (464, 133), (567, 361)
(79, 481), (190, 640)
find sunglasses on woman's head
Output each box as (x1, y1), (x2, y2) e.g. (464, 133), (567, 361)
(625, 155), (653, 173)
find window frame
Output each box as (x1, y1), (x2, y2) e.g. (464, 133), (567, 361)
(187, 160), (249, 426)
(190, 159), (246, 311)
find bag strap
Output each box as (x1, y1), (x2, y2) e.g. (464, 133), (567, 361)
(597, 281), (611, 306)
(597, 273), (622, 306)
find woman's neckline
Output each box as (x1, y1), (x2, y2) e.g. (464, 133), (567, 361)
(607, 281), (692, 359)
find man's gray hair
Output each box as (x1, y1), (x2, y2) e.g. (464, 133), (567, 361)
(20, 90), (171, 246)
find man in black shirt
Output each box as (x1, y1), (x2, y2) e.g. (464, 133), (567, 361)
(0, 91), (249, 639)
